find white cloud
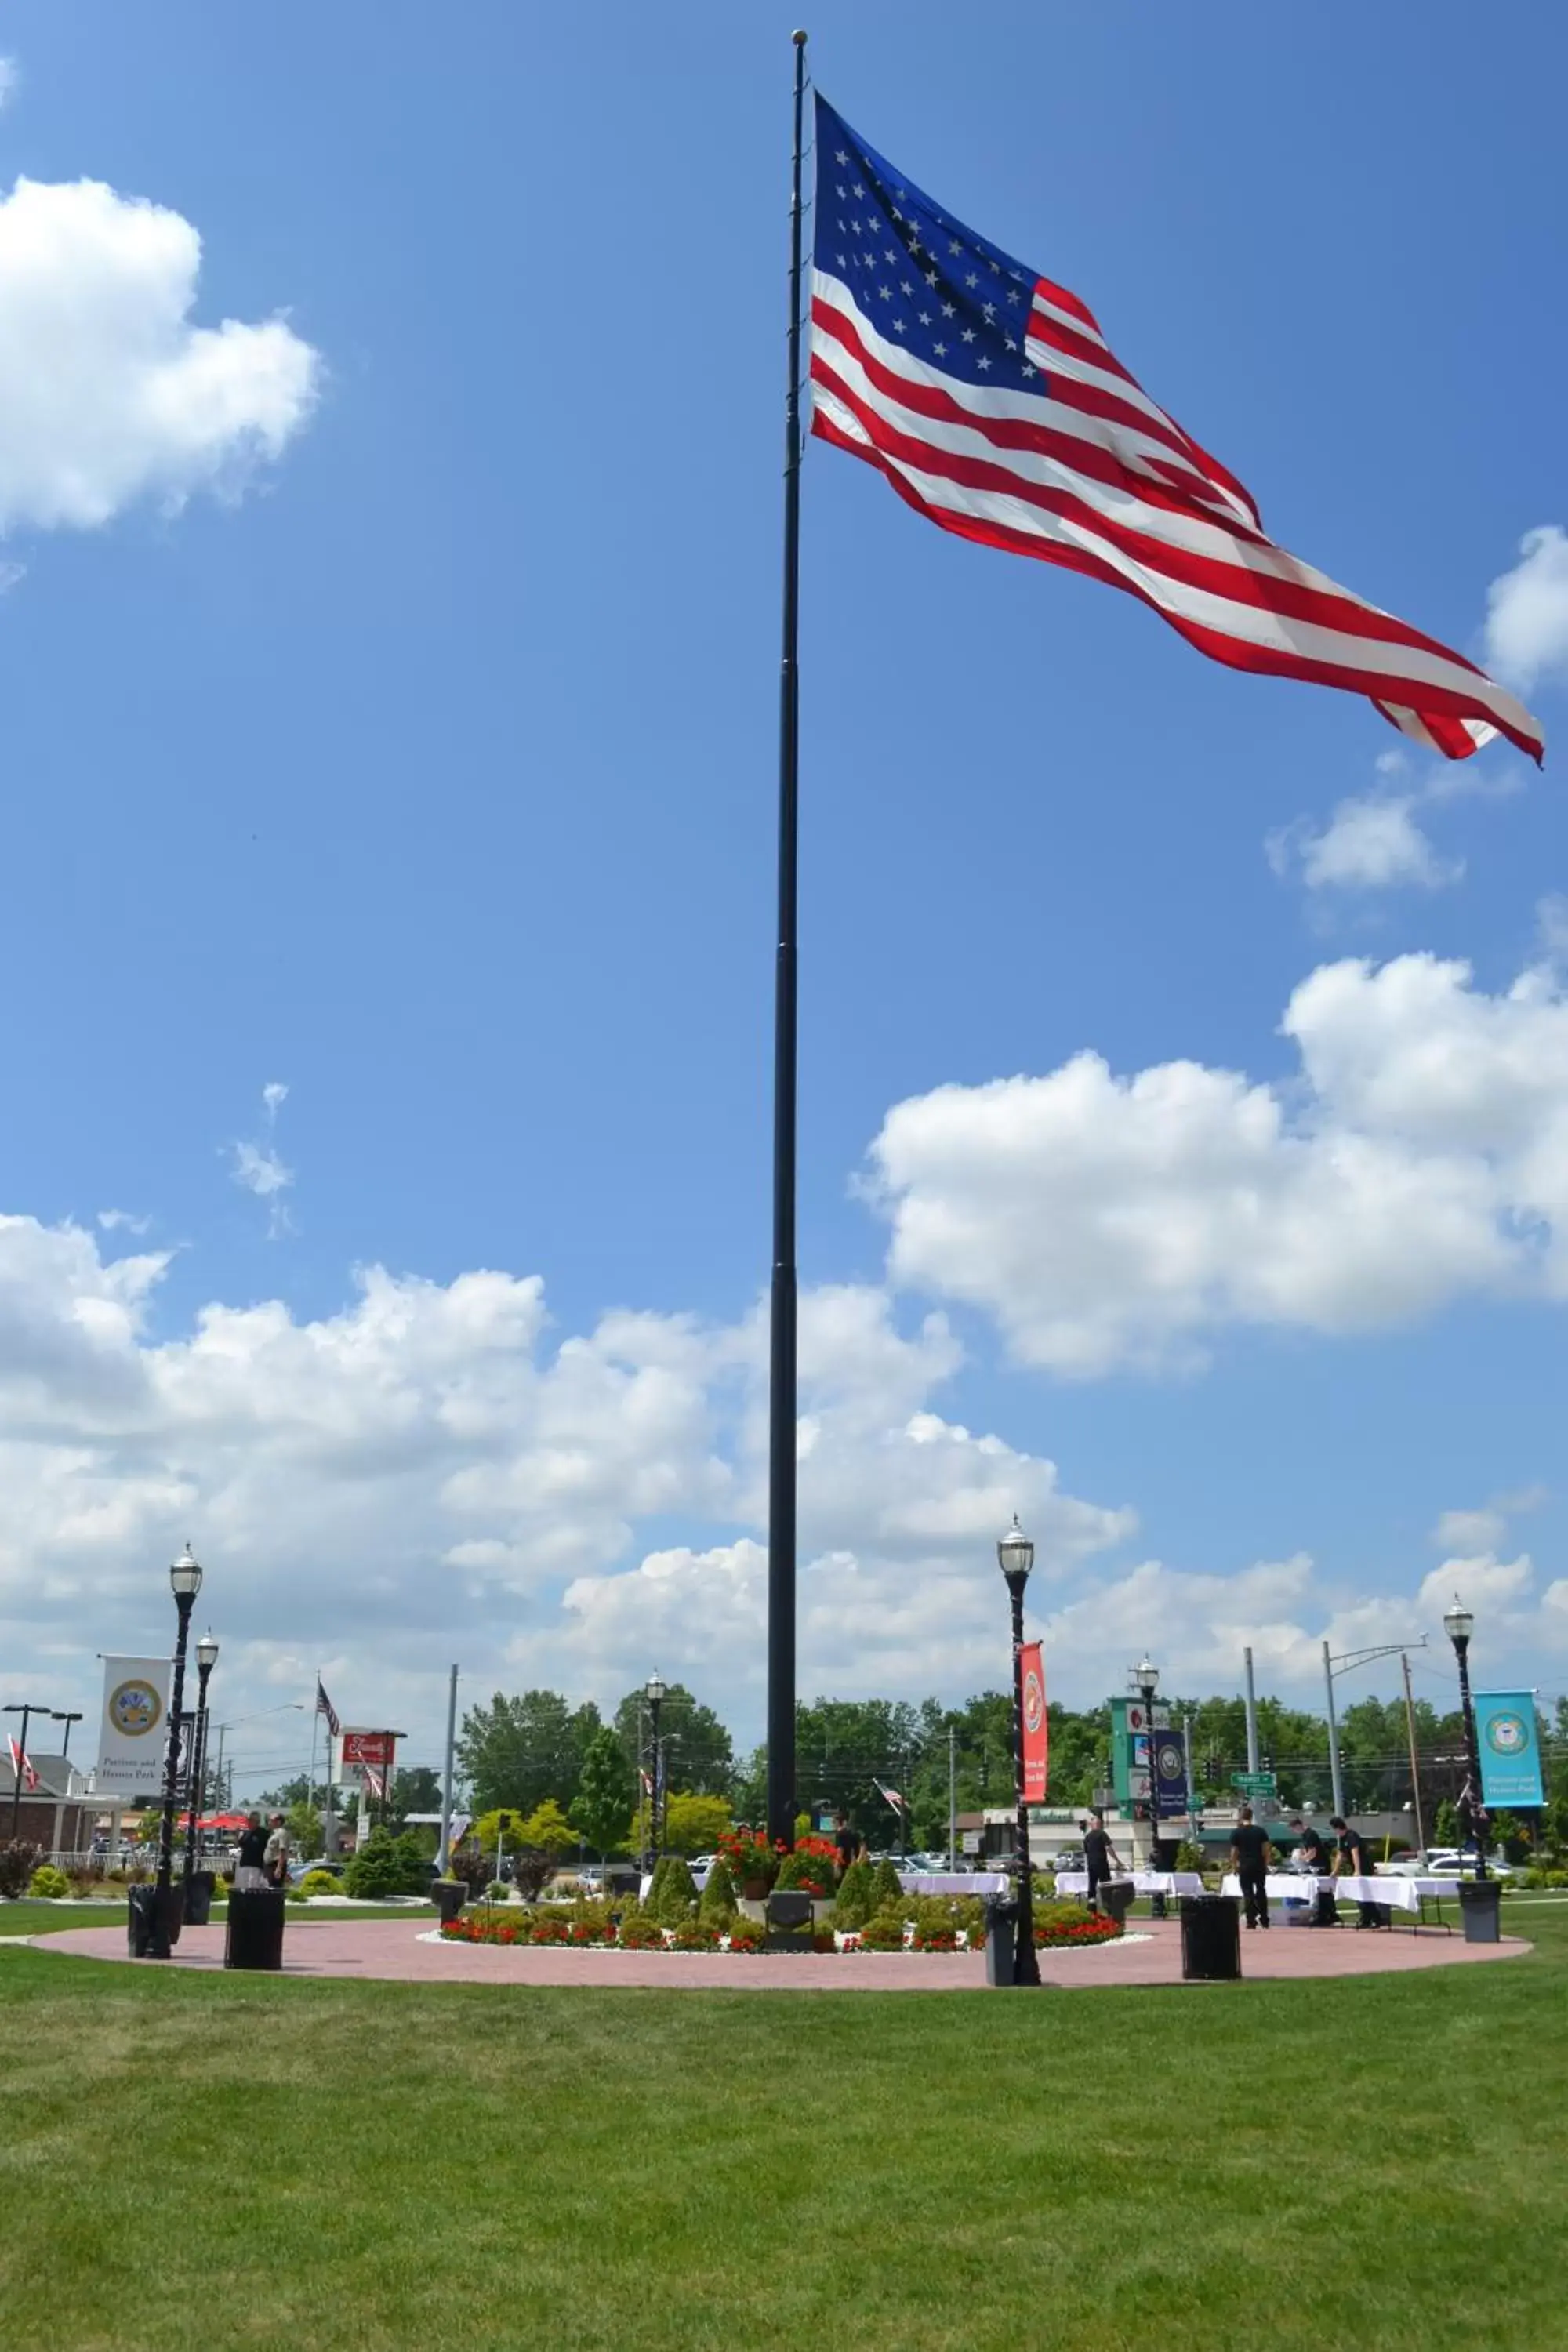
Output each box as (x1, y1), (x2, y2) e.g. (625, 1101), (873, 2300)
(1269, 792), (1461, 892)
(0, 1217), (1136, 1755)
(1484, 524), (1568, 693)
(0, 60), (16, 110)
(868, 952), (1568, 1375)
(0, 176), (317, 537)
(1432, 1508), (1507, 1555)
(1539, 895), (1568, 964)
(96, 1208), (151, 1236)
(230, 1082), (295, 1236)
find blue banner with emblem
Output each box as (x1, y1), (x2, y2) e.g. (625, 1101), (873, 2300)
(1474, 1691), (1543, 1809)
(1152, 1726), (1189, 1819)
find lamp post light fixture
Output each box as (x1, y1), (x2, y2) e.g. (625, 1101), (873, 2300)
(181, 1632), (220, 1911)
(150, 1544), (203, 1957)
(644, 1673), (667, 1867)
(1443, 1597), (1489, 1882)
(1132, 1657), (1166, 1916)
(996, 1515), (1042, 1987)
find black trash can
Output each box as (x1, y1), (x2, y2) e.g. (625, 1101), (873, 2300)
(1459, 1879), (1502, 1945)
(1099, 1879), (1134, 1928)
(430, 1878), (466, 1926)
(127, 1882), (185, 1958)
(984, 1896), (1018, 1987)
(1180, 1893), (1242, 1981)
(182, 1871), (216, 1926)
(225, 1886), (286, 1971)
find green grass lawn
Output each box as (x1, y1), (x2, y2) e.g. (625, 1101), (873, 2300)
(3, 1909), (1566, 2352)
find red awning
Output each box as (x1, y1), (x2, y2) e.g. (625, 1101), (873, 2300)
(197, 1813), (250, 1831)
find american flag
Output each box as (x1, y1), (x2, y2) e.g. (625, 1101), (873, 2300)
(9, 1733), (38, 1792)
(874, 1779), (907, 1816)
(315, 1678), (341, 1739)
(810, 96), (1543, 764)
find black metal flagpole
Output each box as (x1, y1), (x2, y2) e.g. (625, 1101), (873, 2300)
(767, 29), (808, 1849)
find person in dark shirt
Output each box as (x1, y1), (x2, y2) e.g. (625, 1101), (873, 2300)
(1229, 1806), (1273, 1929)
(833, 1809), (862, 1878)
(1292, 1818), (1329, 1871)
(1082, 1813), (1119, 1910)
(1330, 1815), (1386, 1928)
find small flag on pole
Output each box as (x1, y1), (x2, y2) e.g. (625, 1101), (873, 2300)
(810, 95), (1544, 763)
(362, 1763), (385, 1800)
(9, 1734), (38, 1792)
(316, 1678), (341, 1740)
(874, 1779), (907, 1815)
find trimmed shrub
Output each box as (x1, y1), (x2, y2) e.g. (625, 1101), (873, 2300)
(645, 1856), (699, 1926)
(671, 1918), (718, 1951)
(27, 1864), (71, 1900)
(339, 1828), (430, 1900)
(860, 1909), (907, 1951)
(832, 1856), (877, 1929)
(298, 1868), (342, 1897)
(0, 1842), (43, 1900)
(485, 1881), (510, 1902)
(1174, 1842), (1205, 1876)
(869, 1858), (905, 1915)
(698, 1854), (738, 1921)
(725, 1916), (762, 1952)
(617, 1911), (666, 1950)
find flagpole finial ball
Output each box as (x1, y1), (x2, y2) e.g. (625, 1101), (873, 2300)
(793, 28), (808, 43)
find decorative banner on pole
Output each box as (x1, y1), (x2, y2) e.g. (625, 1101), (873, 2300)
(96, 1657), (173, 1795)
(1021, 1642), (1047, 1802)
(1153, 1727), (1189, 1819)
(1474, 1692), (1544, 1809)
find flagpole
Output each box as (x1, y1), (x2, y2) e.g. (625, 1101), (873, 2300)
(767, 27), (808, 1849)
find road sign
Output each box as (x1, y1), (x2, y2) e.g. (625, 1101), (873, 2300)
(1232, 1771), (1278, 1804)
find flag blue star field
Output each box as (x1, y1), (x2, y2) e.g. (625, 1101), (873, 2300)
(809, 95), (1544, 762)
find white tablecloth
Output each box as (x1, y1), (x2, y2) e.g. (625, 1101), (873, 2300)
(1053, 1871), (1204, 1899)
(1221, 1873), (1337, 1904)
(1330, 1874), (1462, 1913)
(898, 1871), (1009, 1896)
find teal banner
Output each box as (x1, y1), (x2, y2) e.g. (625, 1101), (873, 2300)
(1474, 1690), (1544, 1809)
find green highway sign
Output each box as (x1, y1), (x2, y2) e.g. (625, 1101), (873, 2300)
(1232, 1771), (1278, 1802)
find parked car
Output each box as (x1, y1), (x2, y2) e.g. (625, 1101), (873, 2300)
(287, 1857), (345, 1884)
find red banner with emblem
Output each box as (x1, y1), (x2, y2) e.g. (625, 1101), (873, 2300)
(1021, 1642), (1047, 1802)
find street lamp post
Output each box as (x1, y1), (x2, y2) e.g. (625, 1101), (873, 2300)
(4, 1701), (55, 1838)
(644, 1673), (666, 1867)
(1134, 1659), (1165, 1917)
(151, 1545), (204, 1958)
(1443, 1598), (1488, 1882)
(181, 1632), (219, 1911)
(997, 1517), (1042, 1988)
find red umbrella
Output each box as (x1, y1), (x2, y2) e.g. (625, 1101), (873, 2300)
(197, 1812), (250, 1831)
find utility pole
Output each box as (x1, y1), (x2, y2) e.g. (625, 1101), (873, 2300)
(437, 1663), (459, 1875)
(948, 1723), (956, 1872)
(1243, 1647), (1260, 1775)
(1400, 1650), (1425, 1858)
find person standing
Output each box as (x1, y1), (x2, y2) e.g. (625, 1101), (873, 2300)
(1291, 1817), (1336, 1926)
(833, 1808), (862, 1880)
(235, 1813), (268, 1891)
(1229, 1805), (1273, 1929)
(1083, 1812), (1119, 1911)
(263, 1811), (292, 1888)
(1330, 1815), (1386, 1928)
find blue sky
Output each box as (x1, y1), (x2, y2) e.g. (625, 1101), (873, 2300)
(0, 3), (1563, 1788)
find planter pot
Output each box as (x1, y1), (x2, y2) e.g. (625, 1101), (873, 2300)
(740, 1878), (771, 1901)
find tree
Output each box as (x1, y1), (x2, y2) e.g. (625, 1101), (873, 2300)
(519, 1799), (574, 1856)
(662, 1791), (731, 1855)
(470, 1806), (528, 1859)
(613, 1685), (734, 1798)
(285, 1799), (322, 1859)
(570, 1726), (633, 1859)
(389, 1765), (444, 1819)
(457, 1690), (603, 1815)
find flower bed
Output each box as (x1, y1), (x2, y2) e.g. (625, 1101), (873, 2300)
(437, 1896), (1125, 1956)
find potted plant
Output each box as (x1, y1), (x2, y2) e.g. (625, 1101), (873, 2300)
(719, 1828), (783, 1901)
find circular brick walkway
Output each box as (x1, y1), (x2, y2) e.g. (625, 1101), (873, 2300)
(33, 1915), (1530, 1991)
